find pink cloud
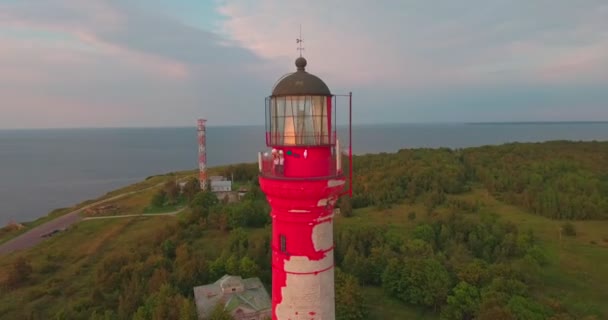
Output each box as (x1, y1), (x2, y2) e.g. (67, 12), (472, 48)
(215, 2), (416, 88)
(216, 0), (608, 89)
(0, 0), (190, 80)
(73, 31), (190, 80)
(537, 44), (608, 83)
(0, 33), (196, 128)
(0, 93), (136, 128)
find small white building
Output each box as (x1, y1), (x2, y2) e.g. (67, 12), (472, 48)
(178, 181), (189, 193)
(193, 275), (271, 320)
(210, 180), (232, 192)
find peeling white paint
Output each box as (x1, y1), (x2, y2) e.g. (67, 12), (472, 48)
(327, 179), (345, 187)
(312, 220), (333, 252)
(277, 255), (335, 320)
(317, 198), (329, 207)
(315, 214), (334, 223)
(283, 254), (333, 274)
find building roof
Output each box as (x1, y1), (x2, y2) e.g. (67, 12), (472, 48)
(193, 275), (271, 319)
(271, 57), (331, 96)
(211, 180), (232, 188)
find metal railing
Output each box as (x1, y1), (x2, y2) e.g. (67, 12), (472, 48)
(258, 152), (343, 180)
(265, 132), (336, 147)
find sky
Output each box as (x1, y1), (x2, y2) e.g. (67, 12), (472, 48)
(1, 0), (607, 128)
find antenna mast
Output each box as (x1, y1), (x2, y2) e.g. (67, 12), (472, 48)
(197, 119), (208, 190)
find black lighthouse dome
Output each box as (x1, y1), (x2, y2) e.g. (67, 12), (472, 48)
(271, 57), (331, 96)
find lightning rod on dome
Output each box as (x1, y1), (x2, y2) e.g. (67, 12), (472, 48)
(296, 24), (304, 57)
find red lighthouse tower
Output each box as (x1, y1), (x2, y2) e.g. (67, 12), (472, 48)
(258, 56), (352, 320)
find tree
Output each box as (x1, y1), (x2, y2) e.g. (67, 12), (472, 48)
(335, 269), (368, 320)
(178, 297), (198, 320)
(402, 258), (451, 310)
(150, 284), (181, 320)
(225, 255), (239, 275)
(90, 310), (118, 320)
(174, 244), (207, 295)
(402, 239), (434, 258)
(381, 258), (404, 298)
(561, 222), (576, 237)
(182, 178), (200, 202)
(164, 180), (180, 205)
(162, 239), (176, 259)
(507, 295), (551, 320)
(209, 256), (227, 280)
(412, 224), (435, 245)
(190, 191), (219, 221)
(148, 268), (170, 293)
(338, 196), (353, 217)
(440, 281), (480, 320)
(477, 297), (516, 320)
(208, 303), (232, 320)
(118, 275), (144, 319)
(408, 211), (417, 221)
(456, 260), (488, 286)
(238, 257), (260, 279)
(151, 190), (167, 208)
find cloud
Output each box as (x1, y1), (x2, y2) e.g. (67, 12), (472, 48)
(0, 0), (282, 128)
(217, 0), (608, 88)
(0, 0), (607, 128)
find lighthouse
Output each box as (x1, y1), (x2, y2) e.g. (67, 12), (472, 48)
(258, 55), (352, 320)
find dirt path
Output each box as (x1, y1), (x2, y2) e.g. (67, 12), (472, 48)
(0, 183), (164, 256)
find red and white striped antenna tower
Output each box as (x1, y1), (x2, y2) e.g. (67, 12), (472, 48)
(197, 118), (208, 190)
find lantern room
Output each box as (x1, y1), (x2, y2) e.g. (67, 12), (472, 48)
(266, 57), (334, 147)
(260, 56), (351, 180)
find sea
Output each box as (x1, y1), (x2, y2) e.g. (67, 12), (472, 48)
(1, 122), (608, 225)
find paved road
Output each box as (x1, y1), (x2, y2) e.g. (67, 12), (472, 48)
(0, 183), (164, 256)
(81, 208), (184, 221)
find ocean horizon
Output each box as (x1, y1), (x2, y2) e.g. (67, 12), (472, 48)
(2, 122), (608, 225)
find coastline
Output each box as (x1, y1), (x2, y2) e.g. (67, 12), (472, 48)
(3, 124), (608, 225)
(0, 169), (196, 248)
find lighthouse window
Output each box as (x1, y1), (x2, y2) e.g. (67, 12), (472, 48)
(268, 95), (330, 146)
(280, 235), (287, 253)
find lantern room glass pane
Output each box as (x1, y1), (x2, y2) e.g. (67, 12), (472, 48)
(268, 95), (330, 146)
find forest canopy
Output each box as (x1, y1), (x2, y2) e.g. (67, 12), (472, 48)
(350, 141), (608, 220)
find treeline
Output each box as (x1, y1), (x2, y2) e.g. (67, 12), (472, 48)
(351, 148), (469, 210)
(350, 141), (608, 219)
(463, 141), (608, 219)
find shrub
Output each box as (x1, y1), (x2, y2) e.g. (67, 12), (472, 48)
(4, 256), (33, 288)
(562, 223), (576, 237)
(408, 211), (417, 221)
